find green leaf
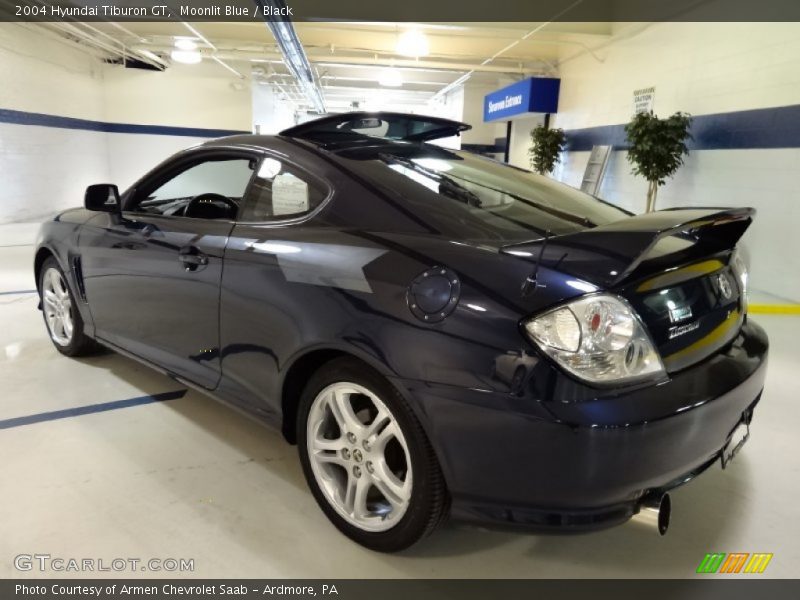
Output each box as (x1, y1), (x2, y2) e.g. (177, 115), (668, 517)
(529, 126), (567, 174)
(625, 111), (692, 187)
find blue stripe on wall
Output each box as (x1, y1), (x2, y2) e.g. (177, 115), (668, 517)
(0, 289), (37, 296)
(0, 108), (250, 138)
(0, 390), (187, 430)
(565, 104), (800, 152)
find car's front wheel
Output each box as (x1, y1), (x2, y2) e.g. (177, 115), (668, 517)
(298, 357), (448, 552)
(39, 257), (99, 357)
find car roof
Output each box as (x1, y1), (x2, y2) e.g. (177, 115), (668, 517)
(199, 134), (281, 150)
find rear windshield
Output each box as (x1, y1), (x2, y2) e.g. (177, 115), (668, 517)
(339, 146), (630, 243)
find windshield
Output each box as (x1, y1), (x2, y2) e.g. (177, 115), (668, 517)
(340, 146), (630, 243)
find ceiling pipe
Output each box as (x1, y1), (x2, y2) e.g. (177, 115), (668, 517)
(46, 22), (146, 66)
(32, 0), (166, 70)
(177, 20), (246, 79)
(129, 44), (544, 76)
(253, 0), (326, 113)
(431, 0), (584, 99)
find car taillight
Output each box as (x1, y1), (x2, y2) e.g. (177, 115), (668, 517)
(524, 294), (666, 385)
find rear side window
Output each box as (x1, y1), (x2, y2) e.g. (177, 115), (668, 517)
(340, 148), (630, 242)
(240, 157), (328, 221)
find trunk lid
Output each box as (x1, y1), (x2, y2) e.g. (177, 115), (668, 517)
(502, 207), (753, 372)
(620, 255), (744, 372)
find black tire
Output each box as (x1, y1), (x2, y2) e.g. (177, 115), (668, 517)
(39, 256), (100, 357)
(297, 357), (449, 552)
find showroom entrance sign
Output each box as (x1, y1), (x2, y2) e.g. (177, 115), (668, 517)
(483, 77), (560, 122)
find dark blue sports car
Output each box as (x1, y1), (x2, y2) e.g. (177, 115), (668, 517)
(35, 112), (767, 551)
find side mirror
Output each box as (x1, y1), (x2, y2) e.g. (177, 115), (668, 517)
(85, 184), (121, 213)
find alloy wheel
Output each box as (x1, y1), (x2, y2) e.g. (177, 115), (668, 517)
(306, 382), (413, 532)
(42, 267), (74, 347)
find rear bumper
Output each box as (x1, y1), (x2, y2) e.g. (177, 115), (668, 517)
(393, 320), (768, 532)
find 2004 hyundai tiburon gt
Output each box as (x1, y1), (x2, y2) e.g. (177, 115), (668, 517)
(35, 112), (767, 551)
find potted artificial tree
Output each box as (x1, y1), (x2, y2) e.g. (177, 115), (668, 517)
(624, 111), (692, 212)
(529, 125), (566, 176)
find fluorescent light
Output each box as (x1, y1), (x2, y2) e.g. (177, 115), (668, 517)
(378, 68), (403, 87)
(396, 29), (430, 58)
(174, 38), (197, 51)
(171, 49), (202, 64)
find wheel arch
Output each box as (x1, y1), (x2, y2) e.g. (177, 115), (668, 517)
(33, 246), (58, 293)
(279, 345), (403, 444)
(33, 246), (58, 291)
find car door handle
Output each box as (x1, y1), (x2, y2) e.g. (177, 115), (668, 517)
(178, 246), (209, 270)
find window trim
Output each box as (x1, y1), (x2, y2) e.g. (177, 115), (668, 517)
(235, 150), (333, 227)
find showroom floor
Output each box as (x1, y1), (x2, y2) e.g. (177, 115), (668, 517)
(1, 223), (799, 578)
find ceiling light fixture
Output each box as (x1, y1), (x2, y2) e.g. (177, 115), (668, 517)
(174, 38), (197, 51)
(378, 68), (403, 87)
(171, 49), (202, 64)
(396, 29), (430, 58)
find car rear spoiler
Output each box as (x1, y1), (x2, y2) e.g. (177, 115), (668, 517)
(280, 112), (471, 143)
(501, 207), (755, 288)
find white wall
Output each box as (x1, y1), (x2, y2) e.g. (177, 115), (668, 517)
(0, 25), (252, 222)
(425, 85), (464, 149)
(507, 114), (546, 169)
(553, 22), (800, 301)
(102, 61), (251, 189)
(0, 25), (109, 223)
(461, 82), (508, 147)
(252, 81), (296, 136)
(102, 62), (251, 131)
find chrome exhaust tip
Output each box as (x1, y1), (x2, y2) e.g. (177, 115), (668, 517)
(630, 493), (671, 536)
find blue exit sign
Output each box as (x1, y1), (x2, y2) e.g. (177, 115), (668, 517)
(483, 77), (560, 122)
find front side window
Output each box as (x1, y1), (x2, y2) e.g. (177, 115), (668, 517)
(239, 157), (328, 221)
(131, 157), (256, 220)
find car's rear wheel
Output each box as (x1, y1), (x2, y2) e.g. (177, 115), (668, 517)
(297, 357), (448, 552)
(39, 257), (99, 357)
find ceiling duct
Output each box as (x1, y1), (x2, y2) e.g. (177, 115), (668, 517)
(254, 0), (326, 113)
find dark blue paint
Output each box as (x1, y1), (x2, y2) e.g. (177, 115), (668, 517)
(483, 77), (560, 122)
(33, 121), (769, 537)
(0, 390), (187, 430)
(0, 108), (249, 138)
(0, 289), (37, 296)
(566, 103), (800, 151)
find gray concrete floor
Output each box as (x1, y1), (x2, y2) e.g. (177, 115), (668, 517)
(1, 224), (799, 578)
